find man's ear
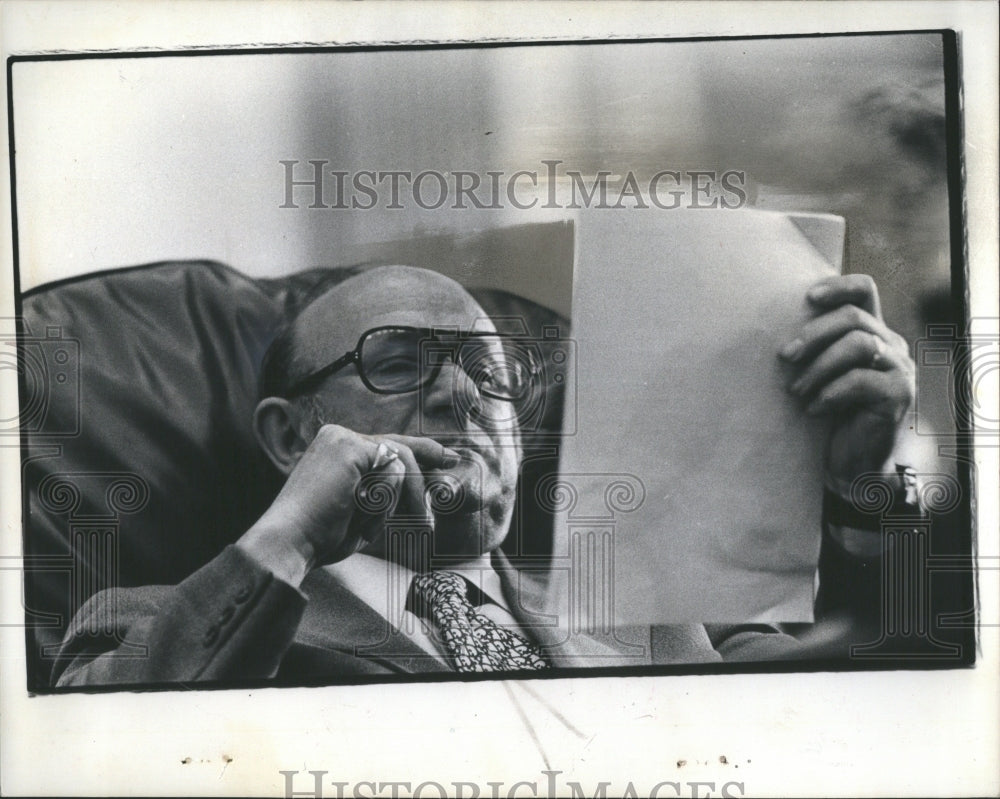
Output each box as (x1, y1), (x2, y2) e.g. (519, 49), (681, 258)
(253, 397), (310, 475)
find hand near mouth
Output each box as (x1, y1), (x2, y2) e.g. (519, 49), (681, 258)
(235, 425), (462, 586)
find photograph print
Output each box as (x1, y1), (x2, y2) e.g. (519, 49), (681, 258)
(8, 31), (975, 693)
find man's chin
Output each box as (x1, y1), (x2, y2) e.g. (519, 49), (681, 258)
(358, 504), (510, 568)
(427, 507), (509, 562)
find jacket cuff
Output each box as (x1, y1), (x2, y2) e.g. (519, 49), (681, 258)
(153, 544), (308, 682)
(823, 465), (926, 558)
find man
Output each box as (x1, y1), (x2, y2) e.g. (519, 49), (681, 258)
(53, 264), (915, 686)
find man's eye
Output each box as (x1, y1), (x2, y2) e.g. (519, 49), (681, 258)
(477, 369), (509, 389)
(472, 362), (523, 393)
(369, 356), (420, 377)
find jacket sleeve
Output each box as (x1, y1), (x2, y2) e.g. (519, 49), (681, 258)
(705, 467), (927, 663)
(53, 545), (307, 688)
(702, 623), (807, 660)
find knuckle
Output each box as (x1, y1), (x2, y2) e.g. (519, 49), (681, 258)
(854, 273), (878, 295)
(892, 376), (915, 409)
(315, 423), (343, 442)
(842, 303), (865, 326)
(394, 442), (416, 462)
(384, 458), (406, 476)
(843, 328), (870, 350)
(798, 316), (822, 343)
(314, 424), (366, 454)
(899, 362), (917, 392)
(844, 367), (866, 389)
(833, 303), (859, 327)
(900, 351), (916, 375)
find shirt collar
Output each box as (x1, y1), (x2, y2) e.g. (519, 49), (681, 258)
(449, 554), (509, 610)
(322, 552), (510, 627)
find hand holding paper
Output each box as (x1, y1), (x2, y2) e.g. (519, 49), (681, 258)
(781, 274), (916, 493)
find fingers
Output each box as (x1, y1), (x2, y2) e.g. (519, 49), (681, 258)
(380, 439), (434, 527)
(267, 424), (401, 565)
(779, 303), (906, 366)
(780, 274), (917, 484)
(804, 273), (882, 319)
(351, 434), (462, 543)
(264, 425), (455, 568)
(779, 273), (914, 420)
(349, 438), (439, 551)
(296, 424), (383, 491)
(370, 441), (400, 470)
(351, 457), (406, 545)
(378, 434), (462, 469)
(788, 328), (909, 401)
(801, 368), (909, 418)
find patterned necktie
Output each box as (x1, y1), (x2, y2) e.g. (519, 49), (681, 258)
(408, 571), (548, 672)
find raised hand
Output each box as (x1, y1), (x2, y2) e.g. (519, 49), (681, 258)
(780, 274), (915, 489)
(237, 424), (459, 585)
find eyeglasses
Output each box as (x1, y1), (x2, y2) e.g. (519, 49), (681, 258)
(281, 325), (540, 401)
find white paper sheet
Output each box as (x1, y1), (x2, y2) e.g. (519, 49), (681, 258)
(548, 209), (843, 626)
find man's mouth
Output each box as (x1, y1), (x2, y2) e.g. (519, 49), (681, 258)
(424, 445), (489, 515)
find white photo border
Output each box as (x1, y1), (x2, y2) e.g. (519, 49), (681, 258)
(1, 2), (997, 797)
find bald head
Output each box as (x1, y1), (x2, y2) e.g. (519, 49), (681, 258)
(295, 266), (490, 374)
(259, 265), (493, 401)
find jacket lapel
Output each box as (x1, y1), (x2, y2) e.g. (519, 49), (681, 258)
(491, 551), (651, 669)
(296, 567), (450, 674)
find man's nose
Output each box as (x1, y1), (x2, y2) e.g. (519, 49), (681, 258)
(421, 361), (483, 422)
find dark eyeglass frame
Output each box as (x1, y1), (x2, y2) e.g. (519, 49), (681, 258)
(280, 325), (538, 400)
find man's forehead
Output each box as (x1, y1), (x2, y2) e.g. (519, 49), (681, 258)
(293, 266), (490, 362)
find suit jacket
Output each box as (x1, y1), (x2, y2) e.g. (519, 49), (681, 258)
(51, 545), (806, 688)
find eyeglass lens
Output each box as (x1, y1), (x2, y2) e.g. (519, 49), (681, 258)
(359, 328), (534, 399)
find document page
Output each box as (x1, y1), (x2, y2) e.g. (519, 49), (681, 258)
(550, 209), (843, 625)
